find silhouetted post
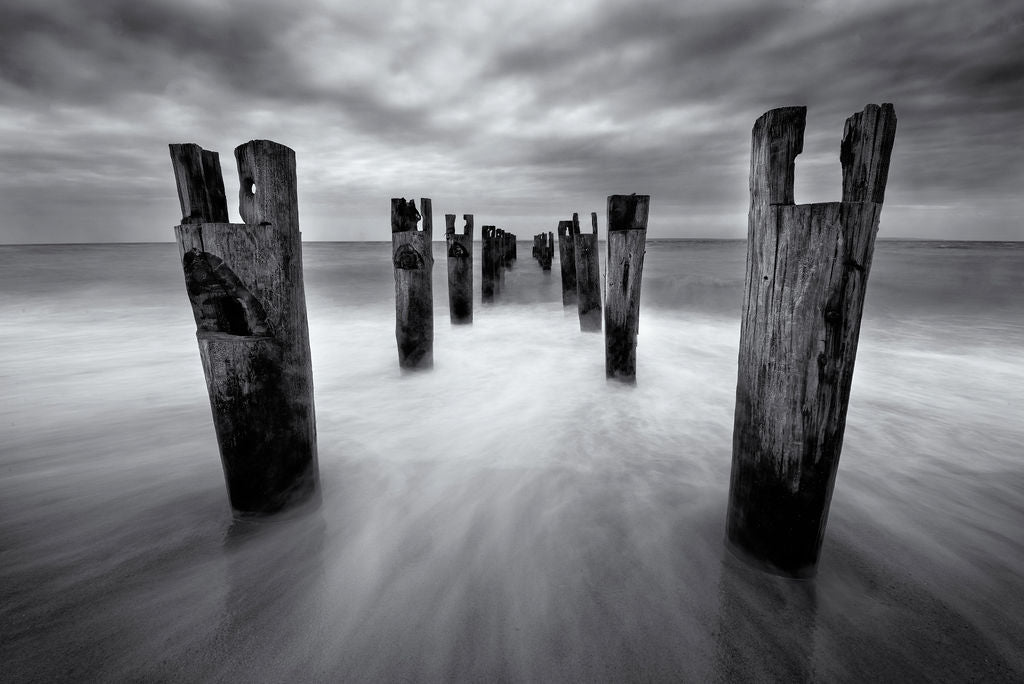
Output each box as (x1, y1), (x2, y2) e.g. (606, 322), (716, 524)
(170, 140), (319, 516)
(557, 220), (577, 306)
(495, 228), (507, 290)
(605, 195), (650, 381)
(574, 213), (602, 331)
(727, 104), (897, 577)
(540, 231), (554, 271)
(482, 225), (497, 301)
(446, 213), (474, 324)
(392, 197), (434, 369)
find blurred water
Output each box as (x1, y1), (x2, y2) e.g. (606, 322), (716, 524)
(1, 239), (1022, 681)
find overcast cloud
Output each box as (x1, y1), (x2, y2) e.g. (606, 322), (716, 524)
(0, 0), (1021, 242)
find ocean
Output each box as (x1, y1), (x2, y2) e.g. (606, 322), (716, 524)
(1, 239), (1022, 681)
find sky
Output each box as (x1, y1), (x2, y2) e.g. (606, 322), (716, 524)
(0, 0), (1021, 243)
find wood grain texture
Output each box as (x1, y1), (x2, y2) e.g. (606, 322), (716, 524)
(605, 195), (650, 381)
(169, 143), (228, 223)
(447, 214), (474, 323)
(171, 139), (318, 515)
(728, 105), (896, 577)
(392, 198), (434, 368)
(557, 220), (577, 306)
(574, 220), (602, 332)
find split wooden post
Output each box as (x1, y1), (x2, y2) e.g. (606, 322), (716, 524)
(392, 197), (434, 369)
(482, 225), (497, 301)
(557, 220), (577, 306)
(605, 195), (650, 381)
(541, 231), (554, 271)
(446, 213), (474, 324)
(727, 104), (897, 578)
(574, 213), (602, 331)
(170, 140), (319, 516)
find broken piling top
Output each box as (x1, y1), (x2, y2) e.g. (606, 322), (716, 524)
(571, 212), (581, 235)
(235, 140), (300, 231)
(750, 104), (897, 208)
(557, 220), (572, 238)
(841, 103), (897, 203)
(169, 143), (229, 223)
(462, 214), (474, 238)
(608, 194), (651, 231)
(445, 214), (456, 237)
(392, 198), (424, 232)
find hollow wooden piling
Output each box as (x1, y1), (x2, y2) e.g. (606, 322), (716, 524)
(482, 225), (497, 301)
(574, 213), (602, 331)
(446, 213), (474, 323)
(557, 220), (577, 306)
(727, 104), (897, 578)
(605, 195), (650, 381)
(392, 197), (434, 369)
(170, 140), (319, 516)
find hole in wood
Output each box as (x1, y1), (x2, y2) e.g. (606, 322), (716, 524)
(244, 178), (256, 197)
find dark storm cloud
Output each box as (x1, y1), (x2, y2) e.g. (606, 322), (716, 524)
(0, 0), (1021, 242)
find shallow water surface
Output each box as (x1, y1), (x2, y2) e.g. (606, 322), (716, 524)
(1, 240), (1022, 680)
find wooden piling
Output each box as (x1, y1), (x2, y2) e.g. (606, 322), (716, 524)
(170, 140), (319, 516)
(482, 225), (497, 301)
(539, 231), (554, 271)
(727, 104), (897, 578)
(446, 213), (474, 323)
(605, 195), (650, 381)
(574, 213), (602, 331)
(392, 197), (434, 369)
(557, 220), (577, 306)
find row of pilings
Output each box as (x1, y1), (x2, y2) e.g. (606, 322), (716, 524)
(168, 102), (897, 580)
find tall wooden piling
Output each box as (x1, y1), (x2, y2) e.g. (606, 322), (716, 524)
(446, 213), (474, 323)
(605, 195), (650, 381)
(170, 140), (319, 516)
(482, 225), (497, 301)
(557, 220), (577, 306)
(574, 213), (602, 331)
(727, 104), (897, 577)
(392, 197), (434, 369)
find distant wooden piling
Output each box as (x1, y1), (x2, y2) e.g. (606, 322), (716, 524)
(727, 104), (897, 578)
(540, 231), (554, 271)
(557, 220), (577, 306)
(482, 225), (497, 301)
(170, 140), (319, 516)
(605, 195), (650, 381)
(392, 197), (434, 369)
(496, 228), (507, 289)
(445, 213), (474, 324)
(574, 213), (602, 331)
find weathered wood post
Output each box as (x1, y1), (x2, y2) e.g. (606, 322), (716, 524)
(605, 195), (650, 381)
(574, 212), (602, 331)
(557, 220), (577, 306)
(170, 140), (319, 516)
(482, 225), (497, 301)
(496, 228), (507, 290)
(392, 197), (434, 369)
(727, 103), (897, 578)
(446, 213), (474, 324)
(540, 231), (554, 271)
